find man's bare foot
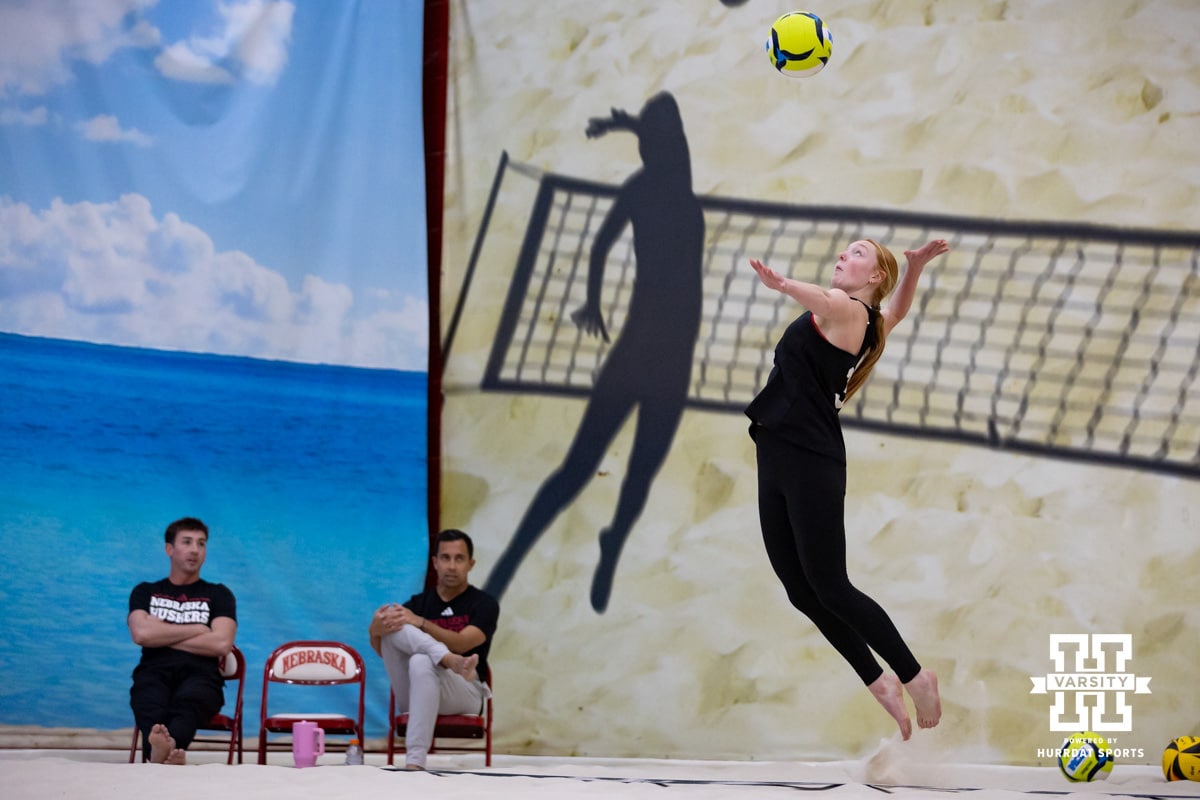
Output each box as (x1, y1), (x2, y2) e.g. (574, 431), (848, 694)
(904, 668), (942, 729)
(458, 653), (479, 681)
(404, 762), (426, 771)
(148, 723), (174, 764)
(164, 748), (187, 765)
(441, 652), (479, 681)
(868, 673), (912, 741)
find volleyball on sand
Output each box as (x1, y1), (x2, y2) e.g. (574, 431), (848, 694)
(1162, 736), (1200, 781)
(1058, 732), (1114, 782)
(765, 11), (833, 78)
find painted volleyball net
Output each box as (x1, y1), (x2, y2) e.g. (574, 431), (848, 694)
(446, 153), (1200, 478)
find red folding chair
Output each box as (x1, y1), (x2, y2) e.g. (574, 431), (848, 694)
(129, 644), (246, 764)
(256, 640), (366, 765)
(387, 670), (493, 766)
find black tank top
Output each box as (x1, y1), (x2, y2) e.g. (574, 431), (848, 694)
(745, 301), (879, 463)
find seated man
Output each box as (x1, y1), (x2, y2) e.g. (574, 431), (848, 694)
(127, 517), (237, 765)
(369, 528), (499, 770)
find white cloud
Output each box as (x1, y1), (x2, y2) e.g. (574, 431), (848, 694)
(298, 273), (354, 324)
(0, 1), (291, 96)
(155, 1), (295, 87)
(0, 106), (49, 126)
(0, 194), (429, 371)
(154, 41), (235, 85)
(348, 298), (431, 370)
(78, 16), (160, 65)
(76, 114), (154, 147)
(227, 0), (295, 85)
(0, 0), (159, 96)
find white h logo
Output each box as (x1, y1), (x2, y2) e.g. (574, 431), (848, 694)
(1030, 634), (1152, 732)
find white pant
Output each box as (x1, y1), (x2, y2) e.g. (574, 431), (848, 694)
(379, 625), (487, 767)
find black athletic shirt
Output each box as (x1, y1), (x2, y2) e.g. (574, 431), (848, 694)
(404, 585), (499, 683)
(128, 577), (237, 672)
(745, 302), (880, 463)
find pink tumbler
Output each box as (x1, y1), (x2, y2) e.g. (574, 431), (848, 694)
(292, 720), (325, 768)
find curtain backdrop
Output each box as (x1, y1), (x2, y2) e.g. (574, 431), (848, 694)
(0, 1), (429, 743)
(438, 0), (1200, 764)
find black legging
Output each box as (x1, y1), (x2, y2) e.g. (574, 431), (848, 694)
(754, 426), (921, 685)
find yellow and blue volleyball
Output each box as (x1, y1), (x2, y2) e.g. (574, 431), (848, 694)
(765, 11), (833, 79)
(1058, 732), (1114, 782)
(1163, 736), (1200, 781)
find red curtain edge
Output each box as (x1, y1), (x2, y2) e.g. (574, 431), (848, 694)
(423, 0), (449, 585)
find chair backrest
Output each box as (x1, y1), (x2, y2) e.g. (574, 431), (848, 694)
(263, 640), (365, 686)
(219, 644), (246, 743)
(202, 643), (246, 761)
(219, 644), (245, 681)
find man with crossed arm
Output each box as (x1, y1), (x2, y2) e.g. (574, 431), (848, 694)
(127, 517), (237, 765)
(369, 529), (498, 771)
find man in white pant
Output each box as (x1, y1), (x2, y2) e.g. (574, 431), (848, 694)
(369, 529), (499, 770)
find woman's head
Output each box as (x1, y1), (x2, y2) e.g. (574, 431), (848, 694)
(833, 239), (897, 307)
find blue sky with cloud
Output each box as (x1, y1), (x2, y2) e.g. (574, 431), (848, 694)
(0, 0), (428, 371)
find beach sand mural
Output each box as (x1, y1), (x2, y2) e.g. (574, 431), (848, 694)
(437, 0), (1200, 765)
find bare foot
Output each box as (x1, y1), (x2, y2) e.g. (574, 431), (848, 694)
(904, 668), (942, 729)
(148, 724), (174, 764)
(868, 673), (912, 741)
(441, 652), (479, 681)
(404, 762), (427, 771)
(164, 748), (187, 765)
(458, 653), (479, 681)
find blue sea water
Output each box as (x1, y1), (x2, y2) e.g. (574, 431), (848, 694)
(0, 333), (429, 737)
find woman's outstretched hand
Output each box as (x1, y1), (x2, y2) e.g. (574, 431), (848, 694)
(750, 258), (789, 293)
(903, 239), (950, 270)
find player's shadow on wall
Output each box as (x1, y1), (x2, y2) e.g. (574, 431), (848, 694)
(483, 91), (704, 613)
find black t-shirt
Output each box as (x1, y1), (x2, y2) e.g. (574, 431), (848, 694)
(128, 577), (237, 673)
(745, 304), (879, 463)
(404, 585), (499, 683)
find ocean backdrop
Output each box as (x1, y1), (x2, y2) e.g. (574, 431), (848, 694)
(0, 332), (429, 737)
